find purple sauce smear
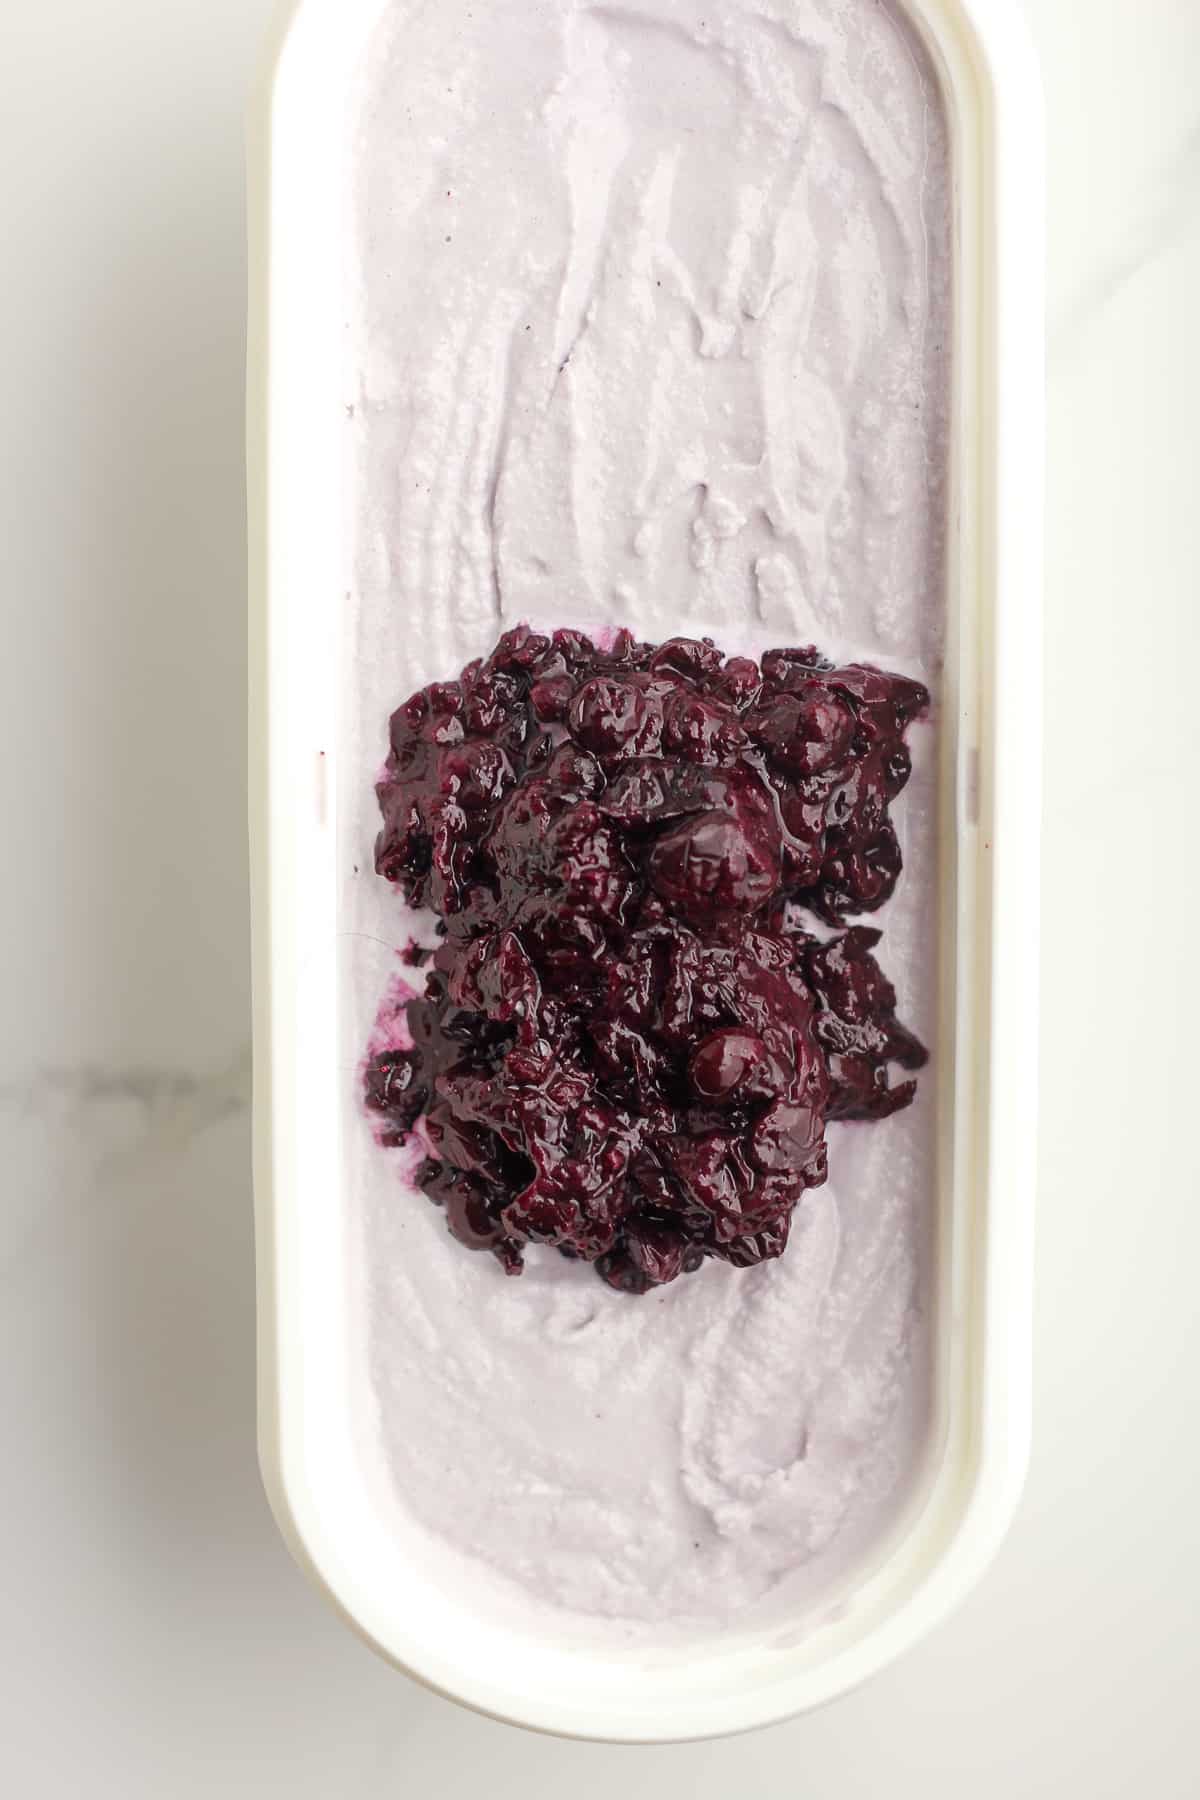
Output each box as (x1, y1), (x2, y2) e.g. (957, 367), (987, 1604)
(364, 626), (929, 1293)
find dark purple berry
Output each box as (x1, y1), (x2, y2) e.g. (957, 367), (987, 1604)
(688, 1029), (766, 1101)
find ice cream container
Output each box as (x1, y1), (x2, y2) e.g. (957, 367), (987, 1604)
(247, 0), (1042, 1741)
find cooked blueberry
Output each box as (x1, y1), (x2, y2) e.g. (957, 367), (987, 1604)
(648, 813), (780, 919)
(568, 676), (649, 754)
(688, 1029), (766, 1101)
(749, 689), (854, 776)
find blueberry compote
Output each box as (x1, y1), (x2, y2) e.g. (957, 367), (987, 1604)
(364, 627), (929, 1293)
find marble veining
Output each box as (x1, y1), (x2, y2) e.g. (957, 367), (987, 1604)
(2, 1053), (250, 1279)
(1050, 119), (1200, 357)
(2, 0), (1199, 1790)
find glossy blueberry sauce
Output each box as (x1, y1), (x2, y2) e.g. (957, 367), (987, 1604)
(364, 627), (928, 1292)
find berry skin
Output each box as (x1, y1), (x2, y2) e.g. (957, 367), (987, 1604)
(648, 814), (780, 921)
(689, 1029), (766, 1102)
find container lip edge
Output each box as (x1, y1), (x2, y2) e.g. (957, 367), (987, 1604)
(254, 1408), (1034, 1743)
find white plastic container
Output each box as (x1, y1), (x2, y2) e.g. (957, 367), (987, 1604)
(247, 0), (1043, 1740)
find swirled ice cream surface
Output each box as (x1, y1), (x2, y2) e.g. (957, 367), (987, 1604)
(343, 0), (949, 1642)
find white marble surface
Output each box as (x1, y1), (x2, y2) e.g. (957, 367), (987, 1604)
(2, 0), (1198, 1792)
